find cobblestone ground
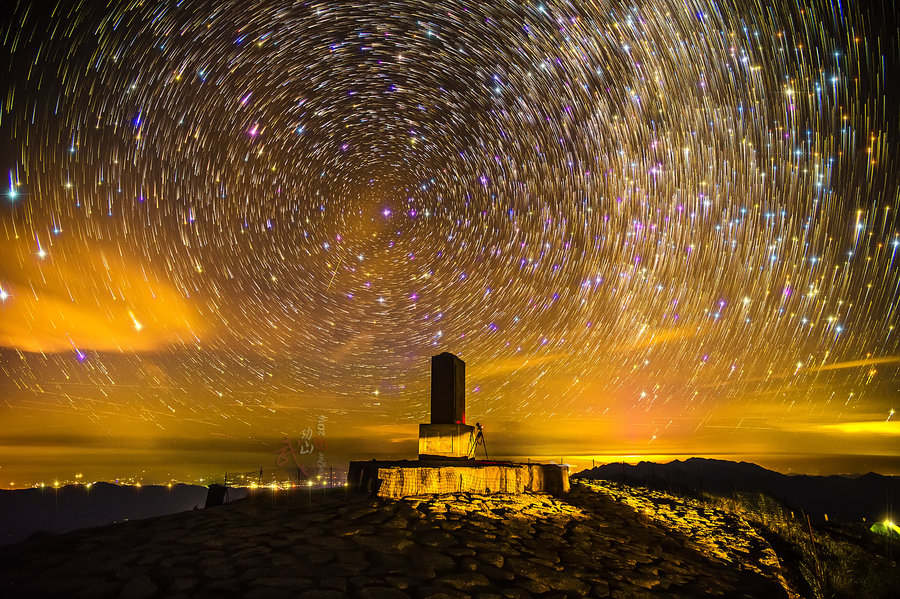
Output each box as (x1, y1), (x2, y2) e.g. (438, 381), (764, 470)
(0, 481), (790, 598)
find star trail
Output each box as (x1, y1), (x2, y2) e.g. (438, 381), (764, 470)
(2, 0), (899, 485)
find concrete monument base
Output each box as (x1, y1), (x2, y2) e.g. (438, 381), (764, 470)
(348, 460), (570, 499)
(418, 423), (475, 460)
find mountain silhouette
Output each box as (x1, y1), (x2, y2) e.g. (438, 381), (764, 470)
(574, 457), (899, 523)
(0, 482), (224, 546)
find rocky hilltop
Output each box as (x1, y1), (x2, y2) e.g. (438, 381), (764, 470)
(0, 480), (792, 598)
(575, 457), (900, 523)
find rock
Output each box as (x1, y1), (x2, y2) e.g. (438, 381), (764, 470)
(334, 524), (376, 536)
(418, 586), (471, 599)
(256, 576), (313, 589)
(309, 536), (354, 552)
(349, 575), (380, 590)
(445, 547), (476, 558)
(227, 525), (281, 537)
(526, 555), (559, 568)
(628, 571), (661, 589)
(518, 579), (550, 594)
(476, 563), (515, 582)
(76, 581), (122, 598)
(545, 574), (590, 594)
(305, 550), (335, 565)
(136, 552), (165, 566)
(157, 566), (193, 581)
(168, 577), (198, 592)
(297, 590), (346, 599)
(198, 556), (227, 568)
(356, 587), (412, 599)
(64, 576), (109, 591)
(246, 588), (291, 599)
(206, 578), (245, 593)
(159, 556), (194, 569)
(384, 575), (413, 589)
(203, 565), (235, 579)
(316, 562), (360, 577)
(414, 550), (456, 573)
(113, 565), (150, 581)
(419, 531), (459, 548)
(451, 557), (475, 572)
(354, 534), (415, 553)
(500, 589), (535, 599)
(339, 506), (379, 521)
(477, 552), (504, 568)
(505, 557), (558, 584)
(437, 572), (491, 591)
(336, 550), (368, 565)
(118, 575), (157, 599)
(610, 589), (653, 599)
(321, 577), (348, 592)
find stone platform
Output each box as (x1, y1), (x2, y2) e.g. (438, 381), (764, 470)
(348, 460), (569, 499)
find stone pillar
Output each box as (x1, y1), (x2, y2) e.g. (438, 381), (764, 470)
(421, 352), (472, 460)
(431, 352), (465, 424)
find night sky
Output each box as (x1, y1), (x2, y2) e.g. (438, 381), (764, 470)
(2, 0), (899, 487)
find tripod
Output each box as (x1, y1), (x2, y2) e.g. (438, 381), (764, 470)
(470, 422), (489, 460)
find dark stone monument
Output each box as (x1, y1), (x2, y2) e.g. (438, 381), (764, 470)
(431, 352), (466, 424)
(420, 352), (474, 460)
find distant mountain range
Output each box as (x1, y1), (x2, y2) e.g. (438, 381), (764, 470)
(574, 457), (899, 523)
(0, 482), (243, 546)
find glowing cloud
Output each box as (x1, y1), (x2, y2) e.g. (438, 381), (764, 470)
(813, 422), (900, 436)
(0, 238), (203, 352)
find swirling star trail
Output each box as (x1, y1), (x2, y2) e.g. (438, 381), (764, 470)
(2, 0), (899, 484)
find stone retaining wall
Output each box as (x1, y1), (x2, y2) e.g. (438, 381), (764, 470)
(348, 460), (569, 498)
